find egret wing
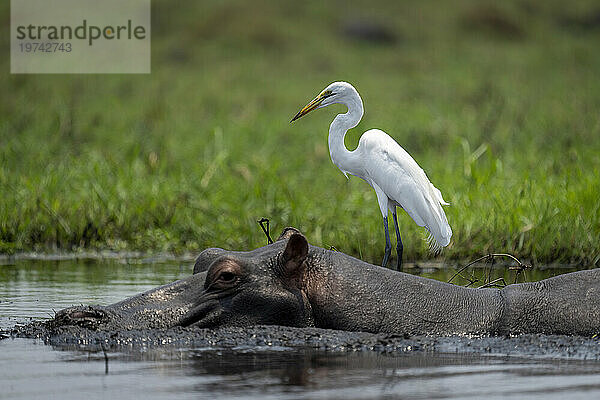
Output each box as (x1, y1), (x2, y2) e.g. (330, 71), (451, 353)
(359, 130), (452, 249)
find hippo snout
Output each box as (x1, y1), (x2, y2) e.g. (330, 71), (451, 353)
(53, 306), (113, 330)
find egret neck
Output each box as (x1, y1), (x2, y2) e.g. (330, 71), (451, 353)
(328, 88), (364, 178)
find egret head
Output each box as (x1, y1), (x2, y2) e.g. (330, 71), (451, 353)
(290, 81), (358, 122)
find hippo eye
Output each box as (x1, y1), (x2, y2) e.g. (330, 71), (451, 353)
(205, 258), (242, 290)
(218, 271), (237, 283)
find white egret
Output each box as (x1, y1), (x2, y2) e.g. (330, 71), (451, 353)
(291, 81), (451, 269)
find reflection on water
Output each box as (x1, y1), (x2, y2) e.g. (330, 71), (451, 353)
(3, 338), (600, 400)
(0, 259), (594, 399)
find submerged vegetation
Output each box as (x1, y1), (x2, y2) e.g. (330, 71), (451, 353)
(1, 0), (599, 265)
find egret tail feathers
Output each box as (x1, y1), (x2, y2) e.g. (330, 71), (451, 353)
(427, 232), (443, 254)
(425, 215), (452, 254)
(432, 185), (450, 206)
(407, 190), (452, 254)
(424, 184), (452, 252)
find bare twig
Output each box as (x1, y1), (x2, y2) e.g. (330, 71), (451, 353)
(463, 276), (480, 287)
(477, 277), (507, 289)
(257, 218), (273, 244)
(448, 253), (531, 286)
(509, 261), (532, 284)
(448, 254), (494, 284)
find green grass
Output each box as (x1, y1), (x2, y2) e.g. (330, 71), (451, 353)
(1, 0), (599, 266)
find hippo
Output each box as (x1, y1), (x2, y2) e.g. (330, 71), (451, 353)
(53, 228), (600, 336)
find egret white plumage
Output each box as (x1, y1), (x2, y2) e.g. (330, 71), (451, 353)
(291, 81), (452, 269)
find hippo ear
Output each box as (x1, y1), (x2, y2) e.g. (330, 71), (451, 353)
(280, 233), (308, 284)
(276, 227), (303, 242)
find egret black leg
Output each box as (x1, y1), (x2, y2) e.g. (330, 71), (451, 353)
(381, 216), (392, 268)
(392, 211), (403, 270)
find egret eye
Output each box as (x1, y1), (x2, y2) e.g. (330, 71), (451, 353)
(321, 90), (334, 98)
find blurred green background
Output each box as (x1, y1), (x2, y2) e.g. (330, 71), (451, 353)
(1, 0), (599, 265)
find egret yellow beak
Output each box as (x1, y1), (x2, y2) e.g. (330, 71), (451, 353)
(290, 90), (334, 122)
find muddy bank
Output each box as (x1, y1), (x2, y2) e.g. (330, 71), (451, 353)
(7, 322), (600, 361)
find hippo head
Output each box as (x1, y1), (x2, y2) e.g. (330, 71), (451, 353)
(186, 228), (314, 328)
(53, 228), (315, 331)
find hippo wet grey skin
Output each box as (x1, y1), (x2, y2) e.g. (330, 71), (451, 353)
(53, 228), (600, 336)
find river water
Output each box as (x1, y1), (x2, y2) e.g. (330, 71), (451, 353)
(1, 259), (598, 399)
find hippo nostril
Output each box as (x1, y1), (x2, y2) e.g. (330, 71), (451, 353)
(69, 310), (103, 319)
(53, 306), (109, 329)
